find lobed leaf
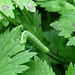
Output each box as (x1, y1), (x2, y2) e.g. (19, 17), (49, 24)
(66, 63), (75, 75)
(0, 26), (36, 75)
(0, 0), (15, 18)
(37, 0), (75, 14)
(51, 13), (75, 38)
(67, 37), (75, 46)
(20, 56), (55, 75)
(50, 13), (75, 46)
(13, 0), (37, 12)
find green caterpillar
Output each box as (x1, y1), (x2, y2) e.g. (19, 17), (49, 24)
(20, 30), (66, 63)
(20, 31), (49, 53)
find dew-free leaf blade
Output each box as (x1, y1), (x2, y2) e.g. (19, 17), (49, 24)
(66, 63), (75, 75)
(37, 0), (75, 14)
(20, 56), (56, 75)
(67, 37), (75, 46)
(50, 13), (75, 38)
(0, 0), (14, 18)
(0, 26), (36, 75)
(13, 0), (37, 12)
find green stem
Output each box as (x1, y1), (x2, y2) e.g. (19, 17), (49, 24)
(47, 53), (68, 64)
(21, 31), (68, 64)
(0, 11), (19, 26)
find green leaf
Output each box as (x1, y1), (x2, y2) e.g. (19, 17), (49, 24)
(2, 18), (9, 27)
(0, 26), (36, 75)
(0, 0), (15, 18)
(19, 9), (47, 45)
(37, 0), (75, 14)
(37, 0), (62, 12)
(21, 56), (56, 75)
(13, 10), (21, 24)
(10, 25), (23, 39)
(13, 0), (37, 12)
(67, 37), (75, 46)
(50, 13), (75, 38)
(66, 63), (75, 75)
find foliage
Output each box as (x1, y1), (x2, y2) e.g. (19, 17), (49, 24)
(0, 0), (75, 75)
(37, 0), (75, 14)
(13, 0), (37, 12)
(0, 0), (37, 27)
(0, 0), (14, 18)
(0, 26), (36, 75)
(19, 9), (46, 44)
(50, 13), (75, 46)
(20, 56), (55, 75)
(66, 63), (75, 75)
